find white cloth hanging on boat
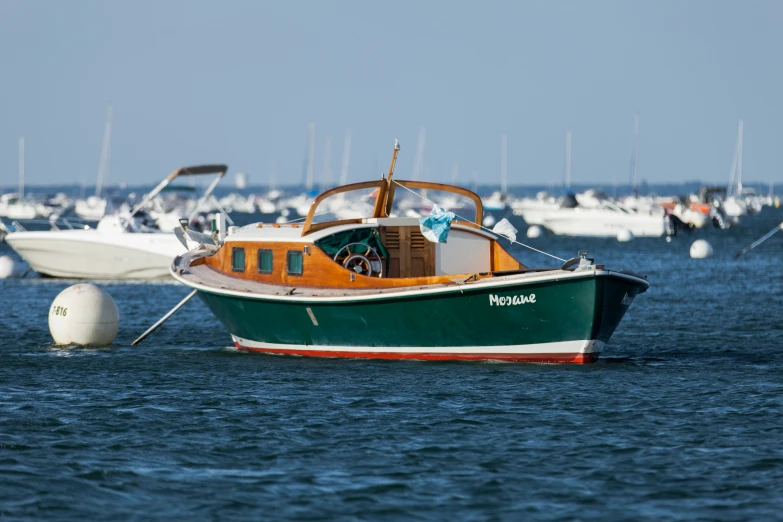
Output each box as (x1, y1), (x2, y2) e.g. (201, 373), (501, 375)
(492, 218), (518, 243)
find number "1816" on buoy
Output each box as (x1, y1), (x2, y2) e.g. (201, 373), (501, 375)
(51, 306), (68, 317)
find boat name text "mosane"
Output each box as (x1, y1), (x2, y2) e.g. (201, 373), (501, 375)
(489, 294), (536, 306)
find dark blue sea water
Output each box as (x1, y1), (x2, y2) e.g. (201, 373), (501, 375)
(2, 209), (783, 520)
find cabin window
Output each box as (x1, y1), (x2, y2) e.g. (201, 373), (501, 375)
(258, 249), (273, 274)
(287, 250), (303, 276)
(231, 247), (245, 272)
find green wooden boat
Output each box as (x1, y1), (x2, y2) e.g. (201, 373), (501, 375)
(170, 141), (648, 363)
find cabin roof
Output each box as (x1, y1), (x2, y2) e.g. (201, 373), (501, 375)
(226, 217), (498, 244)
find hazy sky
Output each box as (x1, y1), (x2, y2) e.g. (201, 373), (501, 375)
(1, 0), (781, 188)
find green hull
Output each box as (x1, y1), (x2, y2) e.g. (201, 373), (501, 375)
(195, 272), (647, 363)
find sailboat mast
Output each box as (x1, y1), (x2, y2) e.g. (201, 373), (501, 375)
(565, 130), (572, 190)
(305, 123), (315, 191)
(95, 106), (113, 198)
(18, 136), (24, 199)
(501, 134), (508, 194)
(322, 136), (332, 189)
(339, 130), (351, 186)
(630, 115), (639, 195)
(736, 119), (743, 195)
(727, 136), (738, 198)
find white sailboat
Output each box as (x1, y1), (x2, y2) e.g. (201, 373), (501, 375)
(2, 137), (37, 220)
(75, 107), (112, 220)
(723, 119), (748, 218)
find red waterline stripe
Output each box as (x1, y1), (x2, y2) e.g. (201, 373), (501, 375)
(233, 342), (599, 364)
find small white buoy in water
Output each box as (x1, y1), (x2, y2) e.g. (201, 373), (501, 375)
(616, 229), (634, 242)
(690, 239), (713, 259)
(482, 214), (496, 227)
(526, 225), (542, 239)
(275, 215), (288, 224)
(0, 255), (27, 278)
(49, 284), (119, 346)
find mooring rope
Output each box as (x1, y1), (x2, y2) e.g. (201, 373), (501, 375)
(391, 180), (566, 263)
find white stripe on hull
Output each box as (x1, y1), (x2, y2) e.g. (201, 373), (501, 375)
(232, 336), (604, 355)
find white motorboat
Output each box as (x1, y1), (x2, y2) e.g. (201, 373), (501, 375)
(2, 164), (227, 280)
(513, 194), (561, 225)
(541, 200), (669, 237)
(5, 219), (185, 279)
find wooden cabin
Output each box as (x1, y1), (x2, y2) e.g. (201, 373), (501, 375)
(197, 146), (526, 290)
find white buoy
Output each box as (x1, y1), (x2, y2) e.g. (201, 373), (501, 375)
(0, 255), (27, 278)
(482, 214), (497, 227)
(49, 284), (119, 346)
(616, 229), (634, 242)
(526, 225), (543, 239)
(275, 215), (288, 224)
(690, 239), (714, 259)
(666, 236), (672, 243)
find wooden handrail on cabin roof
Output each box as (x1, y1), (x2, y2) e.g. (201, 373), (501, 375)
(301, 180), (385, 236)
(300, 179), (484, 235)
(301, 140), (483, 236)
(391, 180), (483, 226)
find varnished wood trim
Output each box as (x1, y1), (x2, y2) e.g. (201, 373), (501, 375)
(393, 180), (483, 225)
(302, 180), (385, 236)
(383, 181), (397, 217)
(491, 241), (525, 271)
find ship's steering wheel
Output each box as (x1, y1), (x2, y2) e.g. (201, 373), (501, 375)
(333, 242), (383, 278)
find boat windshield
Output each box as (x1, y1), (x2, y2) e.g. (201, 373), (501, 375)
(302, 178), (484, 235)
(308, 183), (382, 225)
(391, 186), (480, 222)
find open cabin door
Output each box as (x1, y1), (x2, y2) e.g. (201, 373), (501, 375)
(380, 226), (435, 278)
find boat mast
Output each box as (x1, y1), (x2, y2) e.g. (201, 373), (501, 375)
(736, 119), (743, 195)
(387, 139), (400, 181)
(322, 135), (332, 189)
(95, 106), (113, 198)
(630, 115), (639, 196)
(565, 130), (572, 190)
(339, 130), (351, 186)
(376, 139), (400, 218)
(501, 134), (508, 194)
(18, 136), (24, 199)
(305, 122), (315, 192)
(727, 135), (738, 198)
(727, 119), (743, 198)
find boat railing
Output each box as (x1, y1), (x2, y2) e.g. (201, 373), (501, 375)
(0, 217), (91, 234)
(599, 200), (634, 214)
